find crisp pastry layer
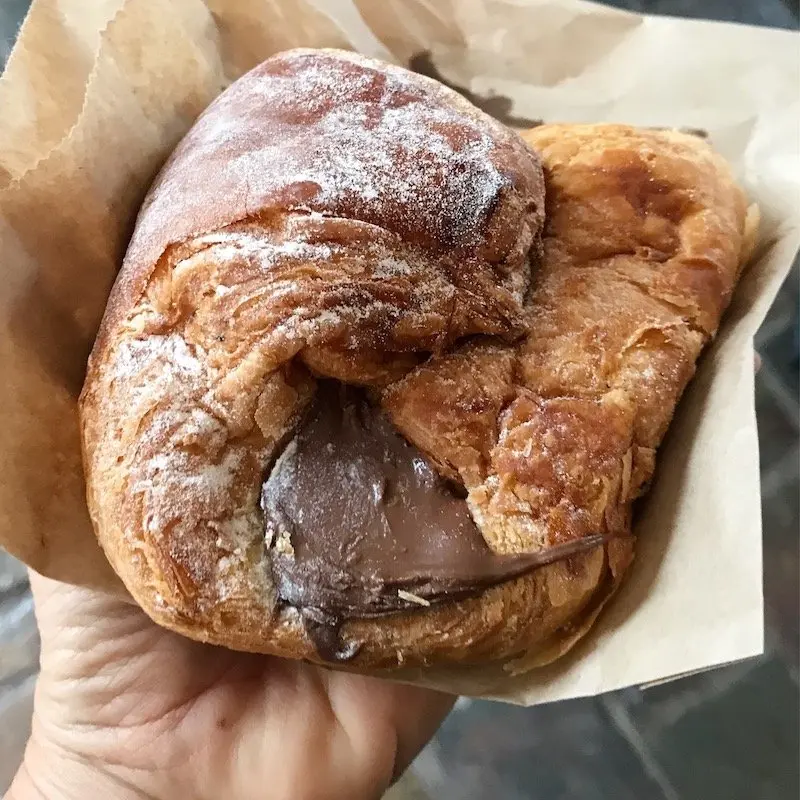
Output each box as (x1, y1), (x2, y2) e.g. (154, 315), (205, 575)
(80, 47), (754, 670)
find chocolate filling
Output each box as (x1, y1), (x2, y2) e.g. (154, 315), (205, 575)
(261, 380), (605, 660)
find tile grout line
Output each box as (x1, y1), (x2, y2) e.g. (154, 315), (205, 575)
(600, 694), (682, 800)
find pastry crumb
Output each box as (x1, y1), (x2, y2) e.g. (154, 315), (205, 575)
(273, 530), (295, 556)
(398, 590), (431, 606)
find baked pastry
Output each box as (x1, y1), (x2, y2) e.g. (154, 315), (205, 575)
(80, 48), (755, 670)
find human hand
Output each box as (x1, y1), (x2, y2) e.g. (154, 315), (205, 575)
(8, 572), (453, 800)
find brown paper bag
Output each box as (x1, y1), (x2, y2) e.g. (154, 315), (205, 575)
(0, 0), (797, 704)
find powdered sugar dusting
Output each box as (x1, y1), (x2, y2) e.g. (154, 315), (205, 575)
(193, 230), (336, 265)
(112, 334), (203, 383)
(640, 365), (657, 383)
(372, 255), (414, 278)
(107, 333), (263, 575)
(176, 50), (512, 250)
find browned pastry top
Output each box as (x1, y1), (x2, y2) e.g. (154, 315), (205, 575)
(112, 48), (545, 348)
(80, 48), (753, 671)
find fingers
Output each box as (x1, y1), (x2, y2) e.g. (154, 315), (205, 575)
(323, 669), (455, 796)
(384, 683), (455, 782)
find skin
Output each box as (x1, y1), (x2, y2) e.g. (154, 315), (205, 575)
(7, 572), (454, 800)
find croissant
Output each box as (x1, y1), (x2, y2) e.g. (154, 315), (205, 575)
(80, 48), (754, 670)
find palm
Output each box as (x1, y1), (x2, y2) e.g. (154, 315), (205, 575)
(28, 573), (452, 800)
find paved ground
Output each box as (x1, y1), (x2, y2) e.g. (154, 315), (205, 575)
(1, 1), (797, 797)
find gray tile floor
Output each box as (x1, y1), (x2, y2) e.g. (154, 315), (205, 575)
(1, 1), (798, 798)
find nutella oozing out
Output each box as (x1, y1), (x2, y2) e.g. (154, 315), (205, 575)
(261, 381), (605, 660)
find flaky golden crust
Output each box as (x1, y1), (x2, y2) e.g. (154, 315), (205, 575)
(80, 48), (753, 671)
